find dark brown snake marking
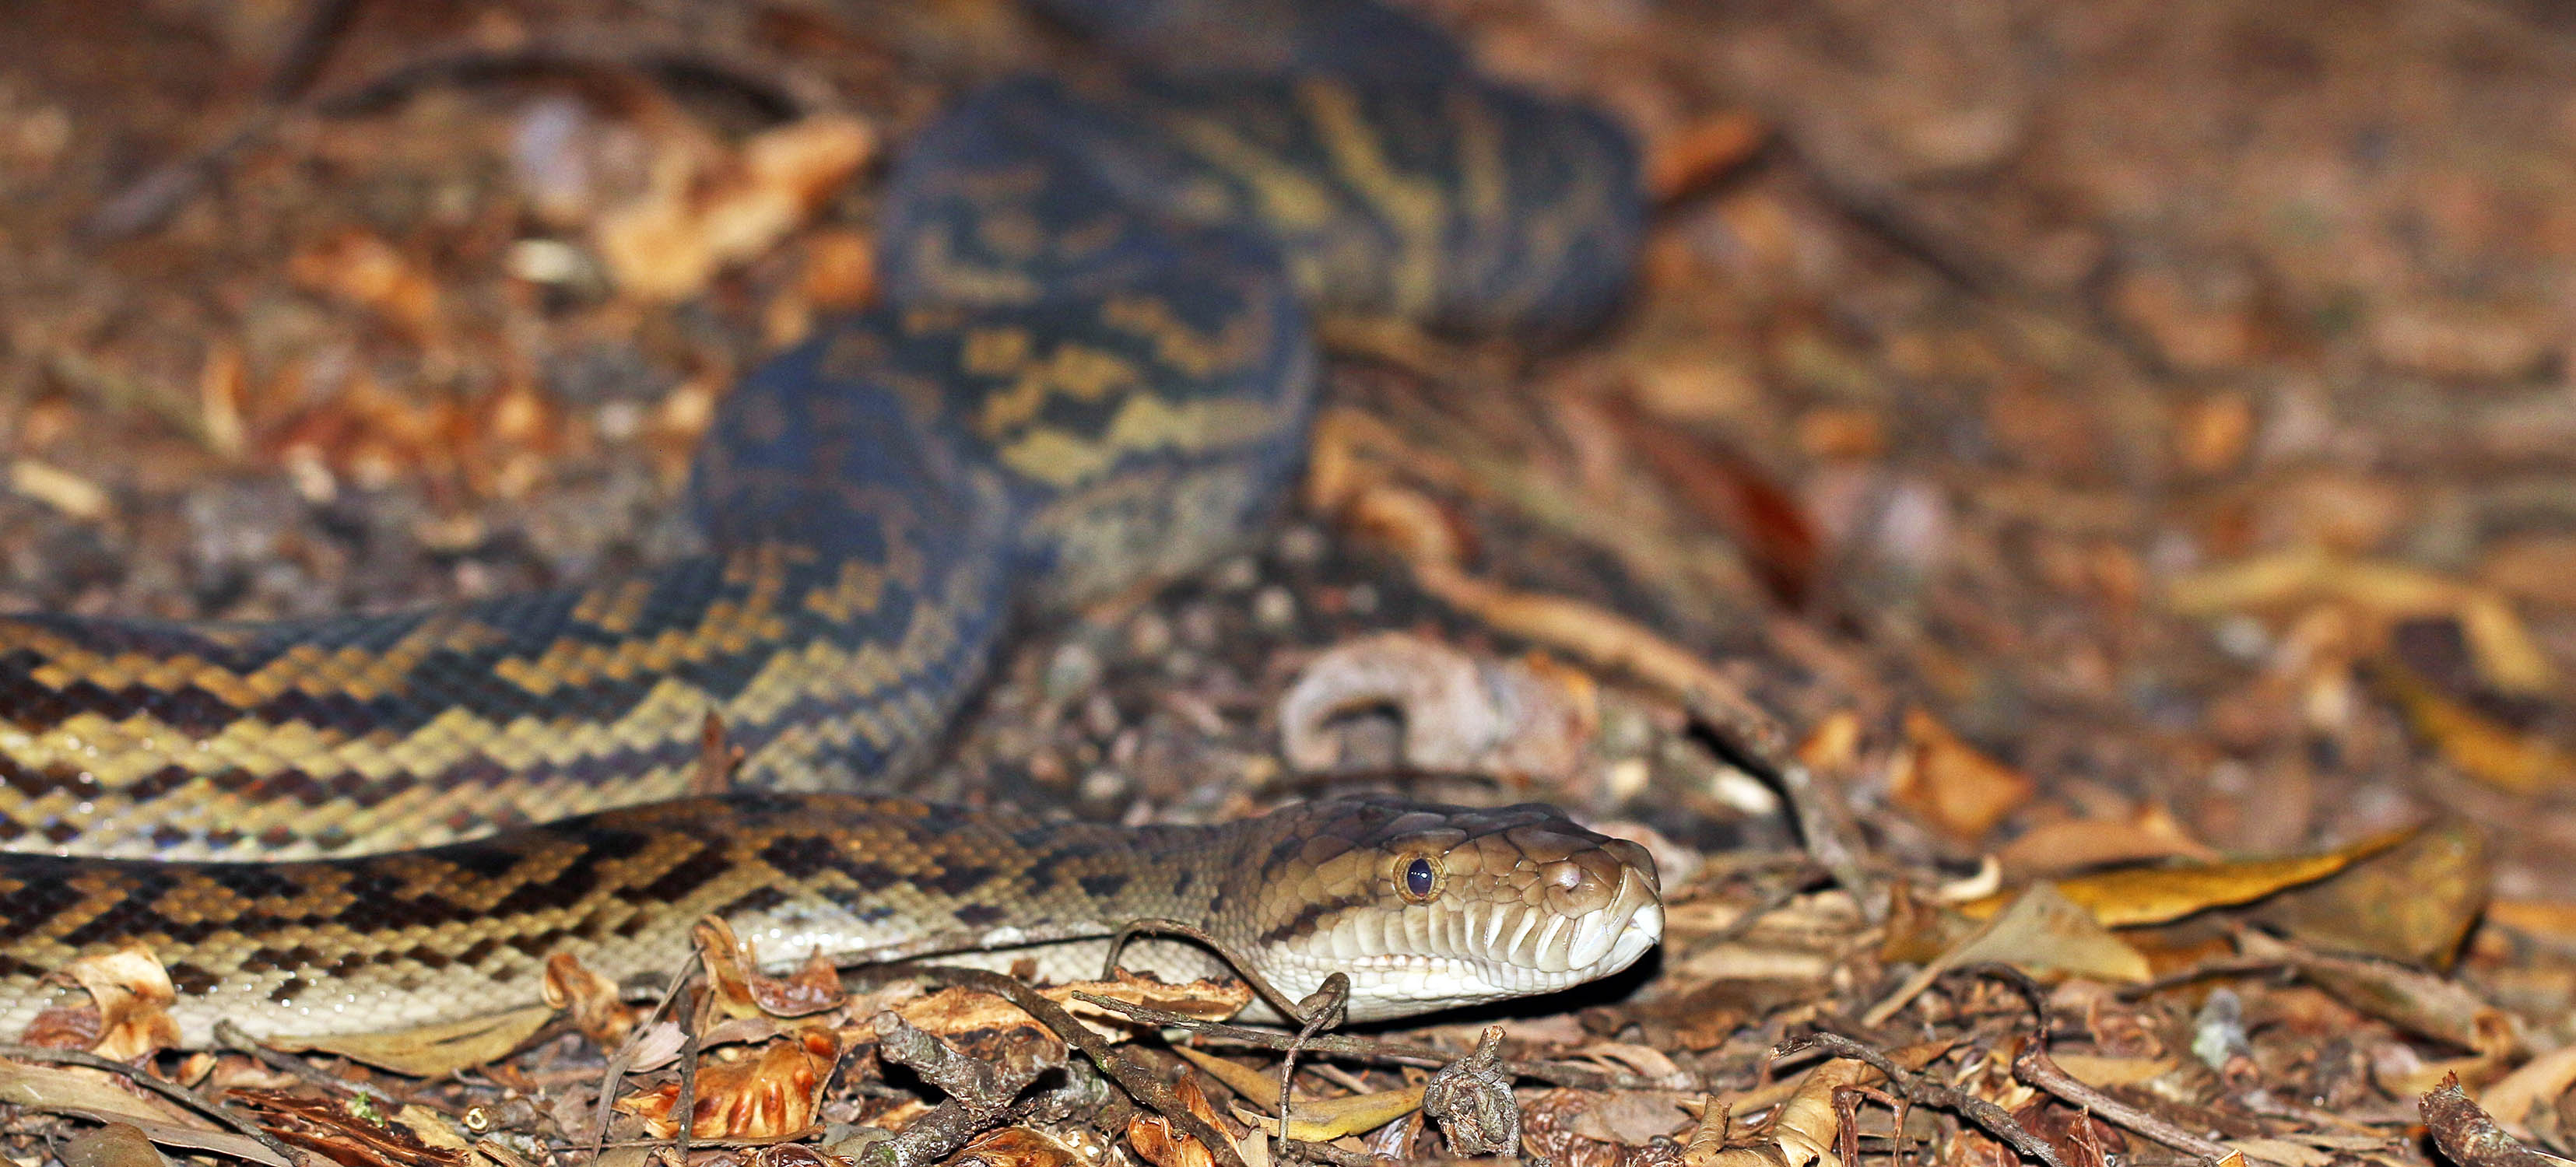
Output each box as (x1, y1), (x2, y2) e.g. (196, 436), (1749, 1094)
(0, 0), (1656, 1043)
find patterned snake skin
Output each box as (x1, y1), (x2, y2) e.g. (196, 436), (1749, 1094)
(0, 0), (1654, 1043)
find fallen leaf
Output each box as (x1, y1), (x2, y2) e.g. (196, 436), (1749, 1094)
(1234, 1085), (1427, 1142)
(267, 1006), (556, 1078)
(2378, 662), (2576, 794)
(2483, 1045), (2576, 1137)
(542, 952), (641, 1046)
(1958, 829), (2407, 927)
(1131, 1074), (1241, 1167)
(615, 1025), (844, 1140)
(1682, 1058), (1872, 1167)
(59, 1122), (173, 1167)
(0, 1060), (285, 1166)
(2248, 818), (2488, 967)
(2165, 549), (2557, 695)
(596, 114), (876, 300)
(1890, 708), (2037, 842)
(1996, 804), (2218, 878)
(2239, 931), (2520, 1057)
(694, 916), (847, 1021)
(31, 942), (181, 1060)
(1865, 883), (2150, 1026)
(956, 1126), (1090, 1167)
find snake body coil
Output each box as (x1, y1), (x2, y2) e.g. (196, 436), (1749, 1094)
(0, 0), (1655, 1042)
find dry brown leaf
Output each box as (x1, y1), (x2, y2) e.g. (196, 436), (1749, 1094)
(267, 1006), (556, 1078)
(1174, 1046), (1309, 1108)
(541, 952), (641, 1046)
(1682, 1057), (1872, 1167)
(1279, 632), (1595, 779)
(1130, 1074), (1237, 1167)
(2483, 1045), (2576, 1137)
(897, 971), (1247, 1043)
(615, 1025), (844, 1140)
(29, 942), (181, 1060)
(1890, 708), (2037, 842)
(1648, 108), (1769, 199)
(694, 916), (847, 1021)
(227, 1088), (469, 1167)
(1996, 804), (2217, 878)
(1958, 829), (2407, 927)
(286, 230), (444, 342)
(2164, 549), (2557, 695)
(2248, 819), (2488, 967)
(955, 1126), (1090, 1166)
(1865, 883), (2149, 1026)
(597, 115), (876, 300)
(59, 1123), (173, 1167)
(2379, 664), (2576, 794)
(0, 1059), (285, 1165)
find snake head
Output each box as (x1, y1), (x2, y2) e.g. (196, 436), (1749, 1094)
(1246, 798), (1662, 1022)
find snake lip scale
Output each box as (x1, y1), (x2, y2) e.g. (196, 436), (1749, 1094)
(0, 0), (1658, 1045)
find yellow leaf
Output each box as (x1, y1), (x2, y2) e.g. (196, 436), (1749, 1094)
(1958, 829), (2408, 927)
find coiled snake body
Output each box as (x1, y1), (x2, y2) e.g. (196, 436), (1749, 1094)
(0, 0), (1658, 1044)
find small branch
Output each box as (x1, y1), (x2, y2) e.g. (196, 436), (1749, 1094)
(2422, 1074), (2576, 1167)
(1952, 964), (2243, 1165)
(1064, 990), (1688, 1090)
(1781, 1032), (2069, 1167)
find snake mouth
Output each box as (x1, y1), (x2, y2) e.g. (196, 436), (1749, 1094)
(1483, 863), (1663, 980)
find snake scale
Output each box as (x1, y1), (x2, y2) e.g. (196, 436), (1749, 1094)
(0, 0), (1659, 1046)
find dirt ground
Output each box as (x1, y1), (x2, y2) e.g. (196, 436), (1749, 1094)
(2, 0), (2574, 1165)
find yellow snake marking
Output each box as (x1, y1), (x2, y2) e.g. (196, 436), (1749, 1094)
(1099, 293), (1273, 380)
(977, 342), (1148, 439)
(1297, 79), (1447, 317)
(996, 392), (1286, 487)
(905, 228), (1045, 303)
(570, 578), (658, 635)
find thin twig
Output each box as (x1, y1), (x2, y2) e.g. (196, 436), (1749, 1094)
(1065, 990), (1690, 1090)
(1779, 1032), (2069, 1167)
(0, 1043), (301, 1165)
(591, 948), (703, 1155)
(1953, 964), (2244, 1165)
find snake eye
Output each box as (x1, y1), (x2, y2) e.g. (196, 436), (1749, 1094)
(1398, 856), (1441, 903)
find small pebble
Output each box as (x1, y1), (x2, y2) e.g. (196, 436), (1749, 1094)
(1251, 584), (1295, 630)
(1275, 524), (1326, 564)
(1044, 642), (1104, 701)
(1079, 768), (1128, 802)
(1213, 554), (1259, 591)
(1125, 611), (1172, 657)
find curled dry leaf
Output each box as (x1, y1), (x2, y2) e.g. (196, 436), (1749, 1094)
(614, 1024), (845, 1140)
(542, 952), (642, 1046)
(694, 915), (847, 1021)
(955, 1126), (1090, 1167)
(1683, 1058), (1872, 1167)
(1279, 631), (1596, 779)
(24, 941), (181, 1060)
(1129, 1074), (1236, 1167)
(286, 230), (444, 342)
(1890, 708), (2037, 843)
(1995, 804), (2218, 878)
(596, 114), (877, 300)
(2378, 663), (2576, 795)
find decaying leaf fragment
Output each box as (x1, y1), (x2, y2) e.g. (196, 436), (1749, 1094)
(1867, 883), (2148, 1026)
(2378, 662), (2576, 794)
(595, 114), (876, 300)
(1682, 1057), (1873, 1167)
(22, 941), (181, 1060)
(226, 1088), (469, 1167)
(696, 916), (848, 1022)
(1131, 1074), (1258, 1167)
(542, 951), (644, 1046)
(1889, 709), (2037, 842)
(614, 1025), (845, 1140)
(0, 1060), (286, 1166)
